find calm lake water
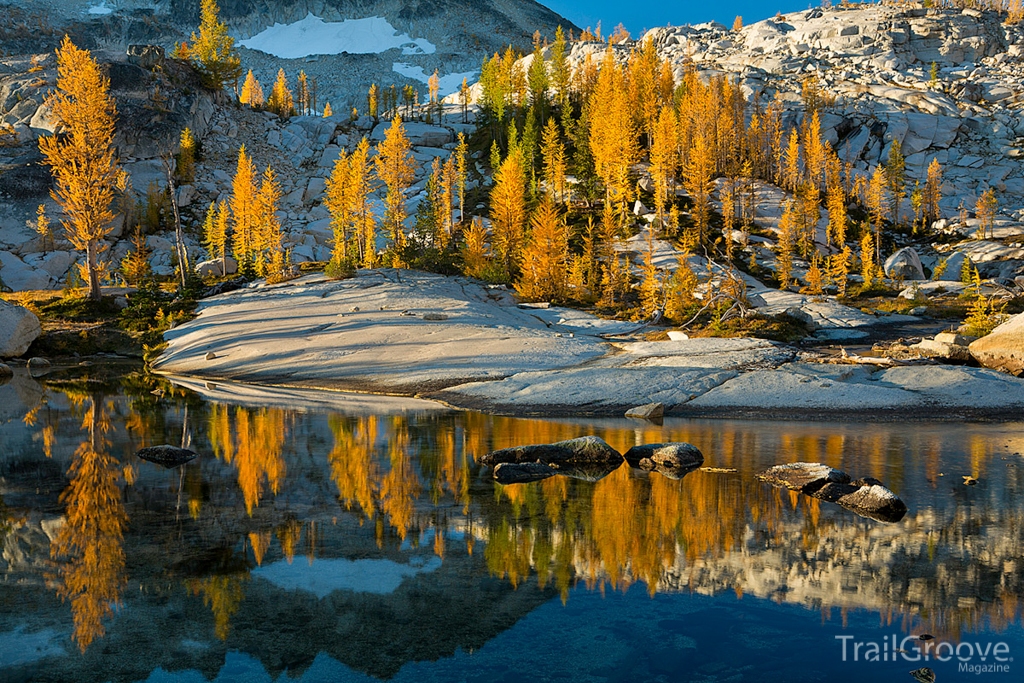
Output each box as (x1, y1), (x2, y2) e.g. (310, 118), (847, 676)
(1, 364), (1022, 683)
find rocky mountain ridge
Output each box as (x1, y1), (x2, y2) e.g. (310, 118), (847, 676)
(2, 0), (575, 112)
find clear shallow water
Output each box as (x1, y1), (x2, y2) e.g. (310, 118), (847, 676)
(1, 365), (1022, 682)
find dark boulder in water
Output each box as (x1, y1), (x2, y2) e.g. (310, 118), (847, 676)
(481, 436), (622, 468)
(624, 443), (704, 474)
(136, 444), (197, 468)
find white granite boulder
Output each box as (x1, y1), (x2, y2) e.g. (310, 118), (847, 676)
(969, 312), (1024, 376)
(884, 247), (925, 280)
(0, 299), (42, 358)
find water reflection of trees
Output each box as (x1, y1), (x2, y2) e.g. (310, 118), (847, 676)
(25, 377), (1024, 653)
(208, 404), (287, 515)
(191, 405), (1023, 642)
(49, 393), (127, 652)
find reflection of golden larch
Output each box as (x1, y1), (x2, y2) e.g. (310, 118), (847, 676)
(249, 530), (271, 566)
(51, 398), (126, 652)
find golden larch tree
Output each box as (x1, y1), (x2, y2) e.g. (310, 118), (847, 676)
(775, 200), (796, 288)
(490, 147), (528, 278)
(255, 165), (285, 278)
(782, 129), (801, 191)
(826, 181), (847, 249)
(230, 145), (258, 266)
(516, 201), (568, 301)
(373, 115), (416, 264)
(924, 157), (943, 226)
(347, 138), (377, 267)
(866, 164), (887, 264)
(976, 188), (998, 240)
(638, 232), (662, 318)
(440, 155), (456, 247)
(39, 37), (120, 301)
(184, 0), (242, 90)
(239, 70), (264, 107)
(540, 117), (566, 204)
(324, 147), (353, 262)
(202, 201), (218, 263)
(860, 228), (877, 288)
(177, 127), (196, 183)
(683, 131), (714, 246)
(649, 106), (678, 232)
(589, 48), (637, 212)
(461, 217), (491, 279)
(455, 132), (469, 223)
(267, 69), (294, 118)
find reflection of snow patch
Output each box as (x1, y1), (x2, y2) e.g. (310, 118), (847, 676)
(87, 1), (113, 14)
(253, 556), (442, 597)
(240, 14), (436, 59)
(0, 627), (66, 667)
(392, 63), (479, 97)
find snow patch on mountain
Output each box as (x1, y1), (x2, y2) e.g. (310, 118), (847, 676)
(392, 63), (478, 97)
(239, 14), (436, 59)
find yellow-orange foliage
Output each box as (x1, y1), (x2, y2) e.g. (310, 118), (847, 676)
(540, 117), (566, 204)
(683, 131), (714, 245)
(329, 416), (380, 519)
(374, 115), (416, 264)
(188, 574), (247, 640)
(240, 69), (264, 107)
(516, 201), (568, 301)
(51, 398), (125, 651)
(589, 48), (636, 210)
(255, 165), (285, 278)
(230, 145), (257, 265)
(490, 147), (528, 277)
(210, 405), (288, 516)
(461, 217), (491, 279)
(39, 37), (120, 301)
(649, 106), (678, 230)
(266, 68), (294, 118)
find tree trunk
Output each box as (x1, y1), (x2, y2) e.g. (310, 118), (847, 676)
(87, 240), (102, 301)
(164, 158), (188, 289)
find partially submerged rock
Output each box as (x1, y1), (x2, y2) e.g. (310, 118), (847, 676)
(136, 445), (197, 468)
(481, 435), (623, 468)
(757, 462), (907, 522)
(0, 300), (42, 358)
(625, 402), (664, 419)
(756, 462), (851, 492)
(835, 484), (908, 522)
(493, 462), (556, 485)
(969, 312), (1024, 376)
(624, 443), (704, 476)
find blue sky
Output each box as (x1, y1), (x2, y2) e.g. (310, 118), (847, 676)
(538, 1), (787, 36)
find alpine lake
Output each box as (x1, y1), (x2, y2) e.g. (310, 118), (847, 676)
(1, 362), (1022, 683)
